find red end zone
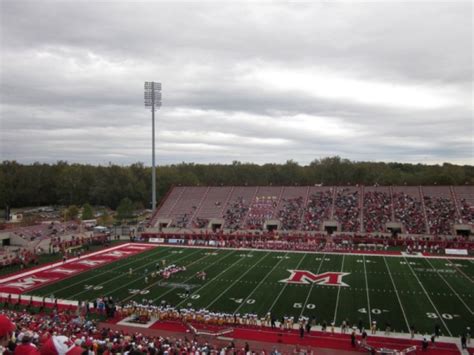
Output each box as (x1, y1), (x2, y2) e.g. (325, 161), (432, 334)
(0, 243), (156, 294)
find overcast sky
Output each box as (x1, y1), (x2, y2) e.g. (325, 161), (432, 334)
(0, 0), (472, 166)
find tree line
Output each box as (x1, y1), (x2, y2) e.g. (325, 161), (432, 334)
(1, 157), (472, 209)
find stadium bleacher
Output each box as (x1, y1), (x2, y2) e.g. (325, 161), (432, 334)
(149, 185), (474, 237)
(363, 186), (392, 233)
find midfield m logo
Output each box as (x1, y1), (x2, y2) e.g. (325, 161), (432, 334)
(280, 270), (350, 287)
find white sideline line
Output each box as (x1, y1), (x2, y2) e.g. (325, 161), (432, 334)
(37, 246), (168, 296)
(403, 256), (452, 337)
(266, 253), (307, 314)
(363, 255), (372, 325)
(299, 253), (326, 318)
(205, 252), (270, 309)
(332, 254), (346, 324)
(0, 243), (144, 283)
(383, 257), (410, 332)
(150, 243), (474, 260)
(424, 258), (473, 315)
(175, 251), (243, 307)
(70, 248), (200, 300)
(232, 252), (289, 315)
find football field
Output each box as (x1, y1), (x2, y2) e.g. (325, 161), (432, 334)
(25, 245), (474, 336)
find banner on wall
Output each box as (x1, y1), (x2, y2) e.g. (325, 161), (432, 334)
(445, 249), (468, 256)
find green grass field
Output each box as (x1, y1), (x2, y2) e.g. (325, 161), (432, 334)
(25, 246), (474, 337)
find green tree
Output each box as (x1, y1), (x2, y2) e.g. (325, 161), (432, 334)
(1, 158), (473, 209)
(97, 212), (113, 226)
(116, 198), (133, 221)
(65, 205), (79, 221)
(81, 203), (94, 220)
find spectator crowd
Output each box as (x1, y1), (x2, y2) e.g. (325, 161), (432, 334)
(393, 192), (426, 234)
(277, 197), (304, 231)
(334, 189), (360, 232)
(424, 196), (456, 235)
(363, 191), (391, 233)
(301, 191), (332, 231)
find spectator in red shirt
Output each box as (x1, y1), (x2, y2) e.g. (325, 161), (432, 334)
(0, 314), (15, 350)
(14, 331), (40, 355)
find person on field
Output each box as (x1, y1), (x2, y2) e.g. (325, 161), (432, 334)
(341, 319), (347, 334)
(361, 329), (367, 346)
(351, 328), (356, 347)
(422, 338), (428, 351)
(371, 321), (376, 335)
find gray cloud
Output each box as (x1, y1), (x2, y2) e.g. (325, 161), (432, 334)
(0, 0), (472, 165)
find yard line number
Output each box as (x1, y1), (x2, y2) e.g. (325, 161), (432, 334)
(230, 298), (256, 304)
(358, 308), (389, 314)
(293, 303), (316, 309)
(426, 312), (459, 320)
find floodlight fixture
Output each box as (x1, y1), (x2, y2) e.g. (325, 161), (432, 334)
(144, 81), (162, 211)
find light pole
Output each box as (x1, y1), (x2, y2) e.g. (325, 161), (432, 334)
(144, 81), (162, 211)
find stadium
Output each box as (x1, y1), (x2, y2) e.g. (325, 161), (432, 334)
(0, 184), (472, 354)
(1, 1), (473, 354)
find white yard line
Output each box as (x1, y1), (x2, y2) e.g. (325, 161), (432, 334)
(153, 250), (238, 304)
(121, 253), (227, 302)
(447, 259), (473, 283)
(403, 257), (452, 337)
(332, 254), (346, 324)
(175, 251), (244, 307)
(383, 257), (410, 332)
(363, 255), (372, 325)
(123, 254), (212, 303)
(205, 252), (270, 309)
(232, 252), (289, 315)
(299, 253), (326, 318)
(36, 246), (168, 296)
(424, 258), (473, 315)
(70, 249), (202, 300)
(266, 253), (307, 314)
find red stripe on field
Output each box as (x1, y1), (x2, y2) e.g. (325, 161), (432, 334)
(0, 243), (157, 294)
(0, 242), (128, 279)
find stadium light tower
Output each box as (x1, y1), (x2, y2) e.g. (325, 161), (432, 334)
(144, 81), (162, 211)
